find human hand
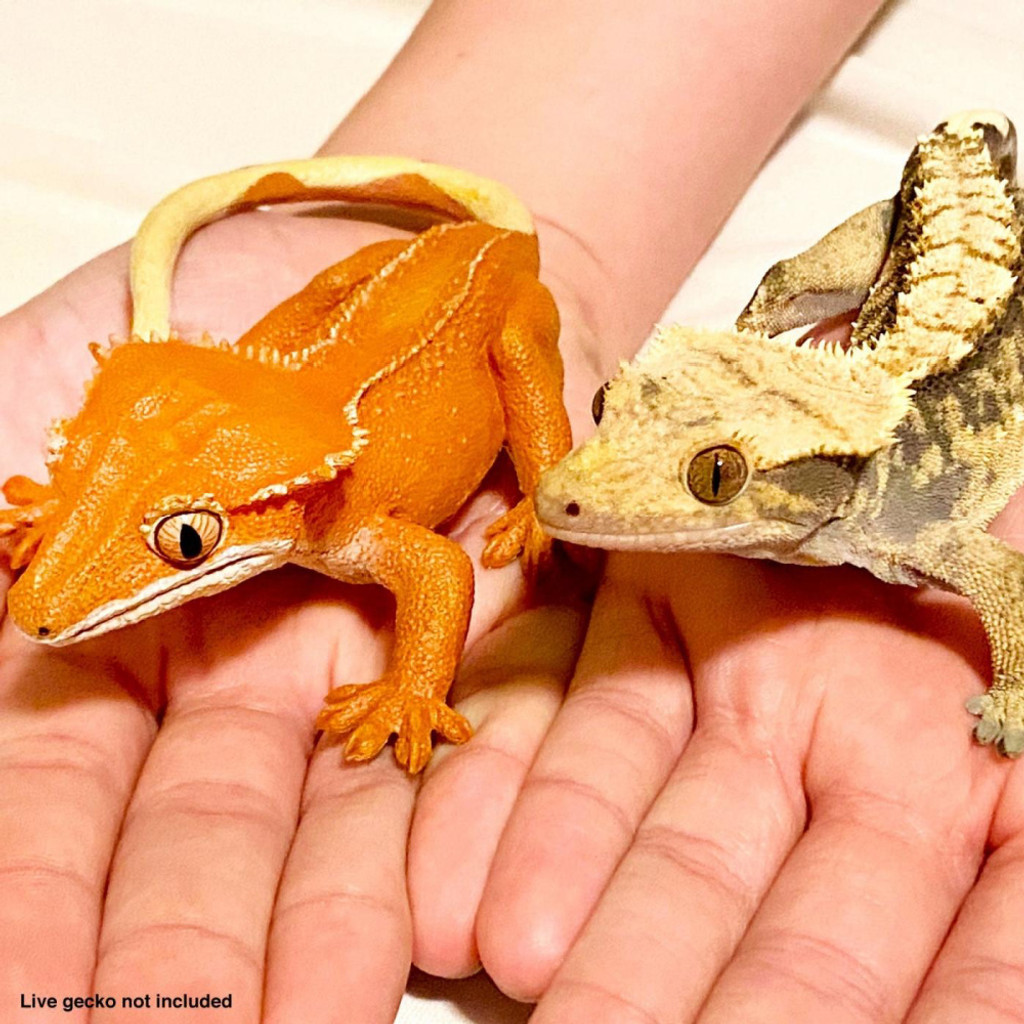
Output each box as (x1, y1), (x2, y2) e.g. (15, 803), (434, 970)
(409, 498), (1024, 1023)
(0, 211), (588, 1023)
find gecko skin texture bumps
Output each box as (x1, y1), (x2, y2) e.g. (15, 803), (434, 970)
(0, 157), (572, 773)
(539, 111), (1024, 758)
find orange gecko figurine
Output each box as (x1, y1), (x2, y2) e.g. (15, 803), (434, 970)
(0, 157), (572, 772)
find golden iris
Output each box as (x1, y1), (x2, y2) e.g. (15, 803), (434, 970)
(683, 446), (748, 505)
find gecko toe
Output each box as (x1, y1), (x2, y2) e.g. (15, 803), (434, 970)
(965, 693), (991, 716)
(345, 723), (392, 762)
(968, 686), (1024, 756)
(434, 703), (473, 745)
(1000, 728), (1024, 757)
(482, 497), (551, 580)
(317, 682), (389, 734)
(974, 718), (1002, 746)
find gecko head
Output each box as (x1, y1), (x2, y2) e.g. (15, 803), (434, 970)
(536, 326), (894, 555)
(6, 338), (354, 646)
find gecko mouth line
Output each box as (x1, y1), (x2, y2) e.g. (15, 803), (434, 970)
(35, 549), (276, 646)
(540, 520), (760, 549)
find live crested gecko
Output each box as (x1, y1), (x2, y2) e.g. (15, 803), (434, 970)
(0, 157), (571, 772)
(537, 112), (1024, 756)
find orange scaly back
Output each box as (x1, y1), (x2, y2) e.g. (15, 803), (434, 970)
(1, 156), (571, 772)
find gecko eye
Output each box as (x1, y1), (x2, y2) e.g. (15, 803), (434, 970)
(683, 446), (748, 505)
(152, 510), (223, 568)
(591, 382), (611, 424)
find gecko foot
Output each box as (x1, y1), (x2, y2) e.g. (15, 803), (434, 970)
(1, 476), (59, 570)
(318, 680), (472, 774)
(482, 496), (552, 582)
(967, 680), (1024, 757)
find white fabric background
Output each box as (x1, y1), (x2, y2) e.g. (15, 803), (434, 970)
(2, 0), (1023, 1020)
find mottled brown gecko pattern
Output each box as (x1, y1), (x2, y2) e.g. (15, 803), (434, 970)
(538, 111), (1024, 756)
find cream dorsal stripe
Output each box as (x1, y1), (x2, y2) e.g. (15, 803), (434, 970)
(854, 123), (1021, 382)
(534, 111), (1024, 761)
(129, 155), (536, 339)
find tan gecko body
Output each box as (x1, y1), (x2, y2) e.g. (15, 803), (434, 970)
(538, 112), (1024, 756)
(0, 157), (571, 772)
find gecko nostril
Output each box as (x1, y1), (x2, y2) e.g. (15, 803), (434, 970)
(565, 502), (581, 517)
(36, 626), (51, 637)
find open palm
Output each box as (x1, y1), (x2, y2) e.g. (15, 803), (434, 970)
(6, 210), (1020, 1024)
(0, 211), (586, 1023)
(410, 513), (1024, 1023)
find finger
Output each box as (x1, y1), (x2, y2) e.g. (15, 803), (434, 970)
(265, 487), (563, 1012)
(527, 557), (819, 1023)
(92, 714), (305, 1022)
(408, 604), (584, 978)
(530, 553), (999, 1024)
(257, 571), (417, 1024)
(263, 747), (416, 1024)
(475, 556), (692, 999)
(692, 674), (1002, 1024)
(906, 763), (1024, 1024)
(528, 718), (807, 1023)
(694, 802), (980, 1024)
(407, 488), (583, 978)
(90, 591), (326, 1023)
(0, 622), (154, 1015)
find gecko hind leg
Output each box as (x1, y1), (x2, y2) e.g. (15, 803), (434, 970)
(898, 522), (1024, 758)
(483, 499), (550, 580)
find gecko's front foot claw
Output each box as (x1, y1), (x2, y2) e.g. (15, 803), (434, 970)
(319, 680), (472, 773)
(967, 682), (1024, 757)
(482, 496), (553, 582)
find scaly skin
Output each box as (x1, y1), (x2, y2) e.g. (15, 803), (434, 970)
(538, 111), (1024, 757)
(0, 158), (572, 772)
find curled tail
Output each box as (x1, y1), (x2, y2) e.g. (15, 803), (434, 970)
(130, 156), (535, 339)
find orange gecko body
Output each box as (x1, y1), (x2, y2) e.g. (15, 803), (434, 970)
(0, 159), (572, 772)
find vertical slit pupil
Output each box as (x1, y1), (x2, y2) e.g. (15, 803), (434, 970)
(712, 454), (723, 496)
(179, 522), (204, 560)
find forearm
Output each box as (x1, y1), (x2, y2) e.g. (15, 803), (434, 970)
(321, 0), (885, 367)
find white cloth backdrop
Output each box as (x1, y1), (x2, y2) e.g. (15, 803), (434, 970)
(3, 0), (1023, 1020)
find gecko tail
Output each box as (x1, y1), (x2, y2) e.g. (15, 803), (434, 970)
(130, 156), (534, 341)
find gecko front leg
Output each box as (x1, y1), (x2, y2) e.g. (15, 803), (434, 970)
(898, 522), (1024, 756)
(0, 476), (60, 570)
(313, 514), (475, 773)
(482, 274), (572, 580)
